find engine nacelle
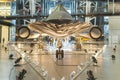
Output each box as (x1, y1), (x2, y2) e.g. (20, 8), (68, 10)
(89, 27), (103, 40)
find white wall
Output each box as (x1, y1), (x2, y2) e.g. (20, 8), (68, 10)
(109, 16), (120, 45)
(109, 16), (120, 30)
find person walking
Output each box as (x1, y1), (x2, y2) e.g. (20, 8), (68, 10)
(2, 38), (5, 47)
(3, 38), (5, 44)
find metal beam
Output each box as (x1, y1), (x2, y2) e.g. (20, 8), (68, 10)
(0, 15), (47, 20)
(72, 12), (120, 17)
(0, 12), (120, 20)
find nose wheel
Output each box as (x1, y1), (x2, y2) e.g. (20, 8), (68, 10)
(89, 27), (102, 40)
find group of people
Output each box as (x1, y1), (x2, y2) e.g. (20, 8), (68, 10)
(111, 45), (117, 60)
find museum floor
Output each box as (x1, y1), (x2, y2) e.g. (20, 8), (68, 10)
(0, 40), (120, 80)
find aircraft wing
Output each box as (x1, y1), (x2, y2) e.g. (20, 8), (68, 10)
(28, 21), (91, 38)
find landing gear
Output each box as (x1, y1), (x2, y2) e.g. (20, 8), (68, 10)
(56, 49), (64, 60)
(56, 39), (64, 60)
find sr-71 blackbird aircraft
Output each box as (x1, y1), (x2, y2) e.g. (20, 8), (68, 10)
(17, 4), (102, 40)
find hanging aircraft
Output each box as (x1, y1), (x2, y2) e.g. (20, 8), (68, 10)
(17, 4), (102, 41)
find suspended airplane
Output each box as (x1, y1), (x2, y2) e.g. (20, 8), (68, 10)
(17, 4), (102, 41)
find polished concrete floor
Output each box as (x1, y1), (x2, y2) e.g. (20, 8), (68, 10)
(0, 41), (120, 80)
(0, 46), (16, 80)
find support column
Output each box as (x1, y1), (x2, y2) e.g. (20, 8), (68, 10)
(112, 0), (115, 14)
(29, 0), (36, 22)
(0, 26), (1, 44)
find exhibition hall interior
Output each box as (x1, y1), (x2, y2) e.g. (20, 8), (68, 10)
(0, 0), (120, 80)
